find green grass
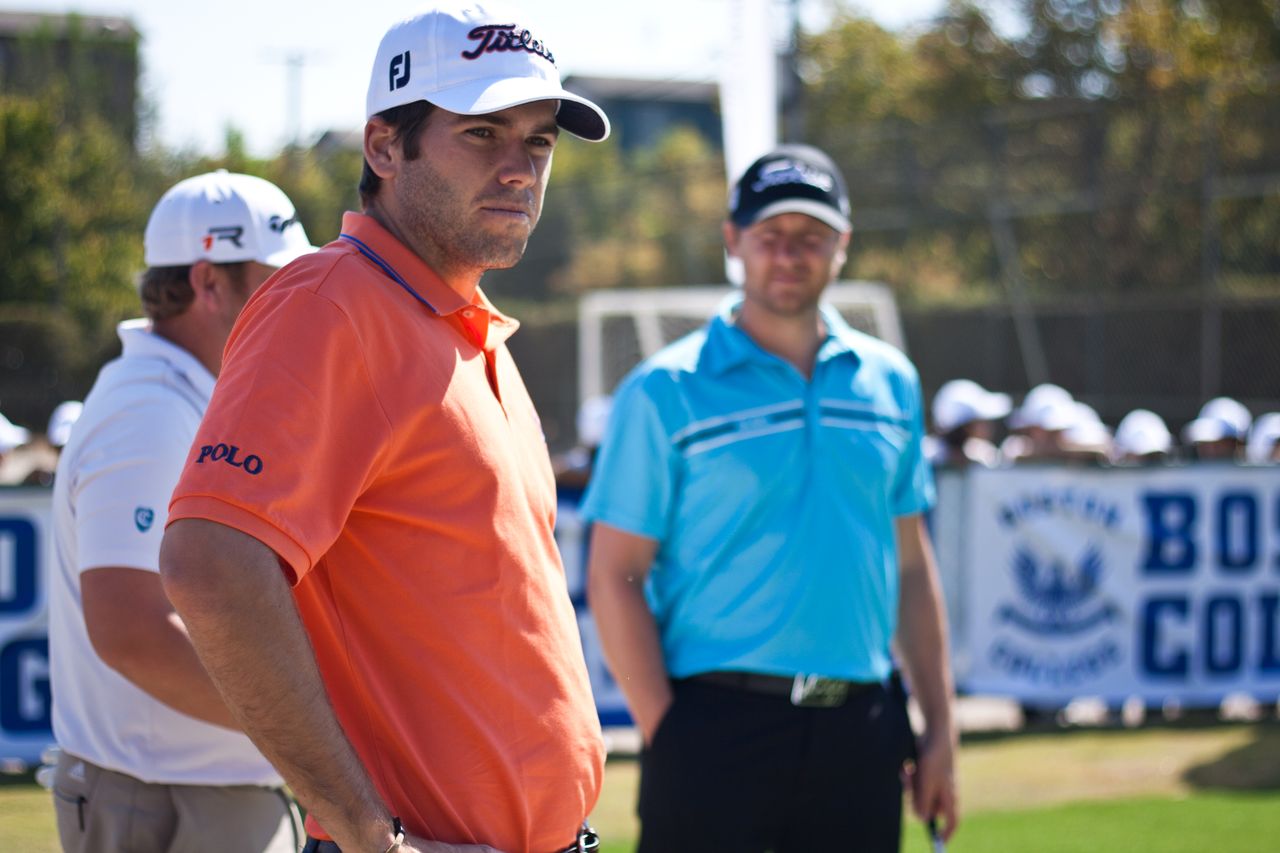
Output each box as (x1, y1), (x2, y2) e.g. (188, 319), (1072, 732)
(901, 793), (1280, 853)
(0, 774), (59, 853)
(5, 722), (1278, 852)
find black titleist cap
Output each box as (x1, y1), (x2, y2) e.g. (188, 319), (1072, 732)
(728, 144), (851, 233)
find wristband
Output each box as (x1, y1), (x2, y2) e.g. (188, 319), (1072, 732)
(383, 817), (405, 853)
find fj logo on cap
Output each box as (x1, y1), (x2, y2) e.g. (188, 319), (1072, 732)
(203, 225), (245, 251)
(389, 51), (411, 91)
(461, 24), (555, 65)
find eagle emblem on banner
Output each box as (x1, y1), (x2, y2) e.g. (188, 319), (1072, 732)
(999, 542), (1119, 636)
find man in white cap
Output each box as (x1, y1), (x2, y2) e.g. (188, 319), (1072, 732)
(1003, 382), (1078, 463)
(47, 170), (315, 852)
(1247, 413), (1280, 464)
(584, 145), (958, 851)
(1182, 396), (1252, 461)
(0, 410), (31, 484)
(160, 5), (610, 853)
(928, 378), (1011, 467)
(1113, 409), (1174, 465)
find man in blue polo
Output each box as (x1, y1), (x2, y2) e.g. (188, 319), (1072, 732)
(582, 145), (959, 852)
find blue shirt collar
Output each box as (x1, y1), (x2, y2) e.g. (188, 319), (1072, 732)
(700, 295), (863, 377)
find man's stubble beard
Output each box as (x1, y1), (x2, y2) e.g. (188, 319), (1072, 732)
(398, 154), (542, 273)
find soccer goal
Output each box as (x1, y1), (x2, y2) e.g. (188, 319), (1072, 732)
(577, 282), (905, 402)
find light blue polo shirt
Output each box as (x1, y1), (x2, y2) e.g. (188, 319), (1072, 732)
(581, 299), (935, 682)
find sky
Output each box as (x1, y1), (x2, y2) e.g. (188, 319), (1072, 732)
(16, 0), (951, 156)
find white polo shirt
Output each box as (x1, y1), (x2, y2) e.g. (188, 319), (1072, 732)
(49, 319), (281, 786)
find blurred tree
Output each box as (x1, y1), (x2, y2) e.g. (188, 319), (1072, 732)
(486, 126), (727, 300)
(0, 87), (146, 320)
(793, 0), (1280, 304)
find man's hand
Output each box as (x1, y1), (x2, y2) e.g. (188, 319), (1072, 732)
(895, 514), (961, 843)
(635, 696), (674, 747)
(907, 729), (958, 842)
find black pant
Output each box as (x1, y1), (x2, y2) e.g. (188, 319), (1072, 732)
(638, 678), (910, 853)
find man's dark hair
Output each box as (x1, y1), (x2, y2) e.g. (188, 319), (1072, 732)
(358, 100), (437, 209)
(138, 262), (249, 321)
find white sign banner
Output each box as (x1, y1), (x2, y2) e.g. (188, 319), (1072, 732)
(0, 489), (54, 764)
(961, 466), (1280, 705)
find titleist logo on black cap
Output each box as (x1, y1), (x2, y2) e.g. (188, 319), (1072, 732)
(462, 24), (555, 64)
(730, 144), (852, 231)
(752, 159), (835, 194)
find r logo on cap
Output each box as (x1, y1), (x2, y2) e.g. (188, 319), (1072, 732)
(203, 226), (245, 251)
(390, 51), (411, 91)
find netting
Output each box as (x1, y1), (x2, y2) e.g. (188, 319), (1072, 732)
(578, 283), (903, 401)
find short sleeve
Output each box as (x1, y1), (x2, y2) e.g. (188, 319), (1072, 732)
(890, 368), (937, 517)
(167, 286), (392, 580)
(580, 372), (678, 542)
(73, 401), (197, 574)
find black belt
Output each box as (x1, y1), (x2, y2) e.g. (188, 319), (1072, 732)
(303, 824), (598, 853)
(688, 671), (880, 708)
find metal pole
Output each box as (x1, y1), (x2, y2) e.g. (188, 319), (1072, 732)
(1199, 87), (1221, 401)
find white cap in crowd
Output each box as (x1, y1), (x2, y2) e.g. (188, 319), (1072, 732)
(1062, 402), (1111, 451)
(1114, 409), (1173, 458)
(1182, 396), (1252, 444)
(1009, 383), (1076, 431)
(144, 170), (316, 268)
(932, 379), (1012, 433)
(1247, 412), (1280, 463)
(47, 400), (84, 448)
(366, 2), (609, 141)
(0, 412), (30, 453)
(576, 395), (613, 449)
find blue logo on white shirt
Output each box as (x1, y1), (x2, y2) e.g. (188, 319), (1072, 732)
(134, 507), (155, 532)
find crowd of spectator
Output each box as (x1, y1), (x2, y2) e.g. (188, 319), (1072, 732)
(6, 381), (1280, 487)
(925, 380), (1280, 469)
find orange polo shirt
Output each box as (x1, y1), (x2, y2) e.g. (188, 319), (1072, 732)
(168, 212), (604, 853)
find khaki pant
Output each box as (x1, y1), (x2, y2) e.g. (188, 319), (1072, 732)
(52, 751), (300, 853)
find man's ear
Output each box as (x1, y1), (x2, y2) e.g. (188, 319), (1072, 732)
(831, 230), (851, 275)
(364, 118), (399, 181)
(187, 260), (218, 311)
(722, 221), (741, 258)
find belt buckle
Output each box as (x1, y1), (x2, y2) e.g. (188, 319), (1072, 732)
(790, 674), (848, 707)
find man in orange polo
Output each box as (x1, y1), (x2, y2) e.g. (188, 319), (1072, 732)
(158, 5), (610, 852)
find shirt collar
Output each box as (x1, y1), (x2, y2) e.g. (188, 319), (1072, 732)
(116, 318), (216, 400)
(700, 295), (863, 376)
(335, 212), (519, 352)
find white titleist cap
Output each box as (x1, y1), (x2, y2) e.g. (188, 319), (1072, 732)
(1063, 402), (1112, 451)
(932, 379), (1012, 432)
(0, 412), (29, 452)
(1009, 383), (1076, 431)
(1246, 412), (1280, 463)
(366, 2), (609, 141)
(1114, 409), (1173, 458)
(1182, 396), (1252, 444)
(144, 170), (316, 268)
